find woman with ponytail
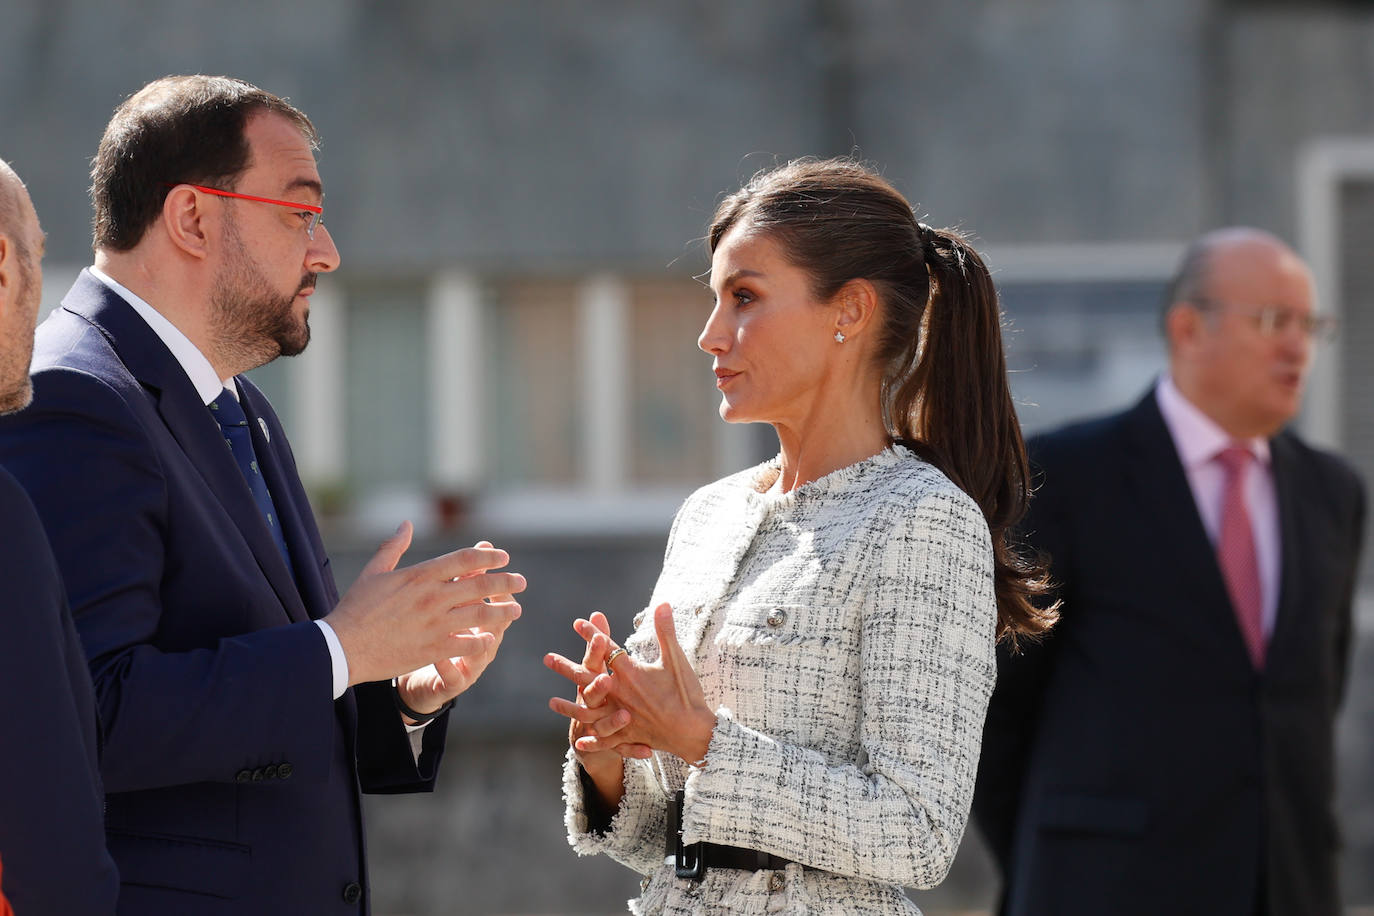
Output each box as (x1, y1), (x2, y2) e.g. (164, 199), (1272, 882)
(546, 158), (1056, 914)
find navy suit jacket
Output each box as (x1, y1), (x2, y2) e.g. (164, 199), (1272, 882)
(0, 465), (119, 914)
(973, 391), (1366, 916)
(0, 271), (451, 914)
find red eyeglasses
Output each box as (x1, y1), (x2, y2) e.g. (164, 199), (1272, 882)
(166, 183), (325, 239)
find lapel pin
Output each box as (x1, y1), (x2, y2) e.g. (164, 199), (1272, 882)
(258, 417), (270, 442)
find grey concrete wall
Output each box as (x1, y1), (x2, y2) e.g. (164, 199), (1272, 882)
(12, 0), (1374, 272)
(1338, 178), (1374, 588)
(846, 0), (1216, 243)
(1225, 8), (1374, 236)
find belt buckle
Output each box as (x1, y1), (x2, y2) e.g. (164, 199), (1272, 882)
(674, 837), (705, 880)
(671, 789), (706, 881)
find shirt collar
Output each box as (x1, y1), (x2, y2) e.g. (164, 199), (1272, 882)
(1155, 373), (1270, 469)
(88, 265), (235, 406)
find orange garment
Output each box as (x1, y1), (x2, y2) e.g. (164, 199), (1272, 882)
(0, 855), (14, 916)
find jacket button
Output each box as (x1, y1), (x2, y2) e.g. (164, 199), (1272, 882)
(341, 882), (362, 904)
(263, 765), (278, 779)
(277, 763), (293, 780)
(766, 609), (787, 627)
(234, 769), (251, 783)
(251, 767), (265, 781)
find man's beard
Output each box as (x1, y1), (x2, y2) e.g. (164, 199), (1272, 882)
(210, 212), (315, 373)
(0, 361), (34, 416)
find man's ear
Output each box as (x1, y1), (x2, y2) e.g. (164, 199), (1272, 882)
(834, 278), (879, 340)
(0, 235), (15, 316)
(1164, 301), (1203, 354)
(161, 185), (212, 260)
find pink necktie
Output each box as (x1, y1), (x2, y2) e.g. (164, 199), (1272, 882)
(1216, 446), (1265, 668)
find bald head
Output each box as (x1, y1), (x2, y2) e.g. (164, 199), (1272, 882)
(0, 160), (30, 260)
(1163, 228), (1301, 319)
(0, 158), (44, 414)
(1164, 227), (1317, 438)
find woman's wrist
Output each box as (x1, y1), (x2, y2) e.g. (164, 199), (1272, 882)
(677, 706), (717, 767)
(579, 754), (626, 809)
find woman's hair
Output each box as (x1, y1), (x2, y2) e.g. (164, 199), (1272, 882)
(708, 157), (1057, 642)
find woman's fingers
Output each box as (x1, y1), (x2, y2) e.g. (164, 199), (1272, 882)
(652, 603), (693, 676)
(581, 671), (616, 707)
(574, 613), (614, 641)
(548, 696), (631, 734)
(543, 652), (597, 689)
(575, 733), (652, 757)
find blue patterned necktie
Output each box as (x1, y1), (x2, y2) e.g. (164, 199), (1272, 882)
(209, 388), (292, 571)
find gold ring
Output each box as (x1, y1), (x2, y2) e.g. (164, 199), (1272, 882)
(606, 647), (627, 673)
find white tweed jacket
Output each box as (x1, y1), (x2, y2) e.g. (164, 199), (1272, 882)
(563, 445), (998, 915)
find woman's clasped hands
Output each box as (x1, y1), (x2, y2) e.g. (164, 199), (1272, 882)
(545, 604), (716, 769)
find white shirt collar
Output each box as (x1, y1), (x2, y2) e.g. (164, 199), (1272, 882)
(1155, 373), (1269, 469)
(88, 266), (235, 405)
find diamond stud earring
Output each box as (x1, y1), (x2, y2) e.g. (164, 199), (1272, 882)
(834, 331), (846, 343)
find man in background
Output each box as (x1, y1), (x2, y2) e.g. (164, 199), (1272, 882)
(0, 77), (525, 913)
(0, 158), (119, 913)
(975, 228), (1366, 915)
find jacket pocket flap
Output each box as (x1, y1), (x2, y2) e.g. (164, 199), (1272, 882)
(108, 829), (250, 898)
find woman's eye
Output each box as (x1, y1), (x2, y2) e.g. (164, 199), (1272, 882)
(733, 289), (754, 306)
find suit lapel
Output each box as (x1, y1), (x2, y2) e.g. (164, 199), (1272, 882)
(237, 383), (334, 622)
(1265, 433), (1307, 666)
(64, 272), (309, 624)
(1120, 392), (1255, 668)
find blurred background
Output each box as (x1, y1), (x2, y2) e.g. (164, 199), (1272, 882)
(4, 0), (1374, 912)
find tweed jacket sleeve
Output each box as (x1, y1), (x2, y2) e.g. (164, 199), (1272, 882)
(564, 447), (998, 896)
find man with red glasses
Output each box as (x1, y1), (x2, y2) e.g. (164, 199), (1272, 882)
(0, 76), (526, 914)
(0, 158), (119, 914)
(975, 228), (1366, 915)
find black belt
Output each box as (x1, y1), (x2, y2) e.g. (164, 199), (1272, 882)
(667, 790), (811, 881)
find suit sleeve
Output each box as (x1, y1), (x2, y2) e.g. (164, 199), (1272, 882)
(0, 367), (341, 793)
(242, 382), (451, 795)
(972, 449), (1067, 872)
(353, 680), (450, 793)
(1332, 465), (1367, 708)
(0, 472), (119, 915)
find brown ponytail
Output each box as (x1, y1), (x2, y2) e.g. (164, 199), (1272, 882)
(709, 158), (1057, 642)
(905, 226), (1057, 642)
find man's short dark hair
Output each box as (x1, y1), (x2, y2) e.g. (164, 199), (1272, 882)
(1161, 236), (1213, 323)
(90, 75), (317, 252)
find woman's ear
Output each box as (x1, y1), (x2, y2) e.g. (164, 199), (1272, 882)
(834, 278), (879, 340)
(161, 185), (211, 260)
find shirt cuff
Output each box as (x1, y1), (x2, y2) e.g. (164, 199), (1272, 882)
(407, 724), (427, 764)
(313, 619), (350, 700)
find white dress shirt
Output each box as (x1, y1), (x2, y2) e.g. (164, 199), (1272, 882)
(88, 267), (354, 697)
(1155, 374), (1281, 637)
